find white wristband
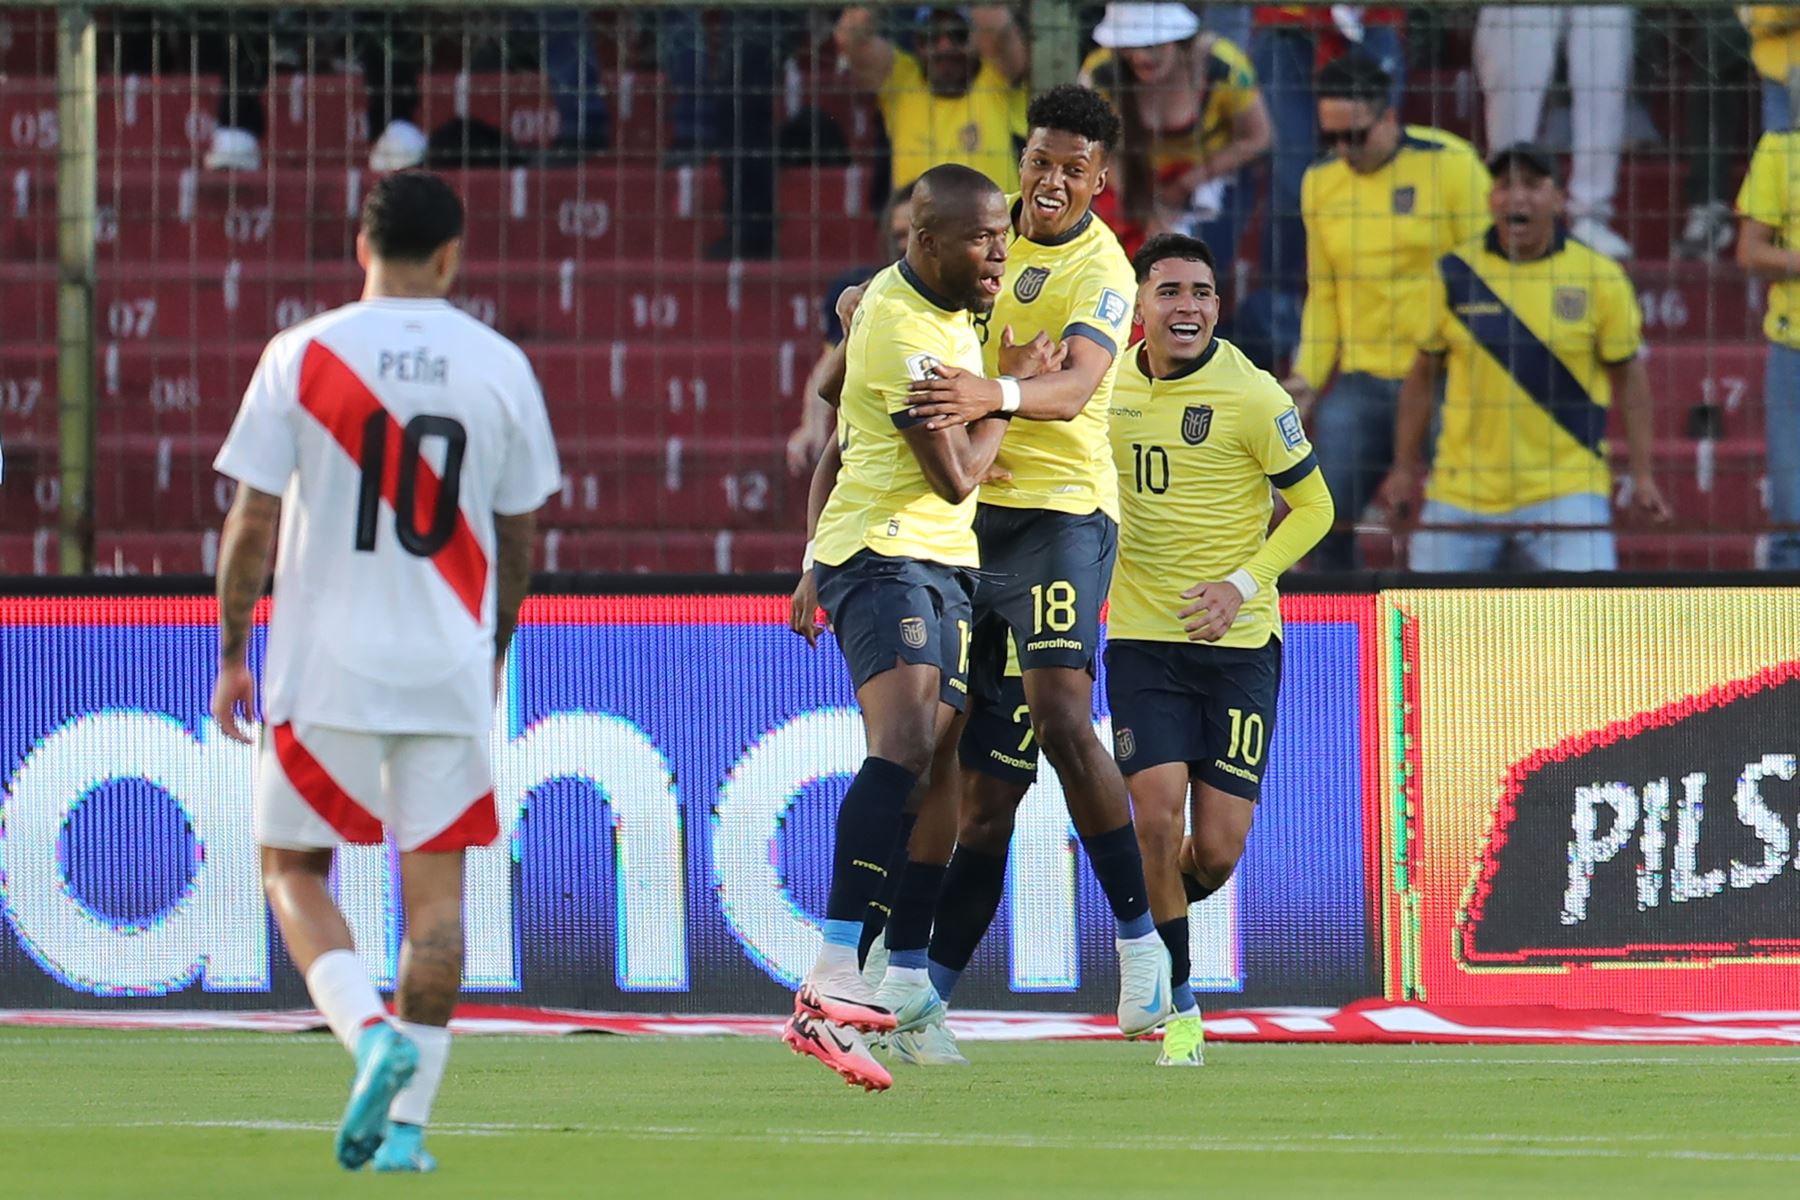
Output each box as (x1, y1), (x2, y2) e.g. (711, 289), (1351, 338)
(801, 539), (816, 571)
(1225, 568), (1260, 601)
(997, 376), (1022, 414)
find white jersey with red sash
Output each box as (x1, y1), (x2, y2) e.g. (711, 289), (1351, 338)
(214, 297), (560, 850)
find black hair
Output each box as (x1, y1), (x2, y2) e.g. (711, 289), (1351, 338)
(1026, 83), (1123, 154)
(360, 170), (465, 262)
(1314, 52), (1392, 108)
(912, 162), (1004, 230)
(1131, 233), (1216, 282)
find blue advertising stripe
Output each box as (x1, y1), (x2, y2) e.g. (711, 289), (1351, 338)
(0, 600), (1371, 1012)
(1438, 255), (1607, 452)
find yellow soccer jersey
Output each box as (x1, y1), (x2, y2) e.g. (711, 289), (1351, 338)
(1737, 131), (1800, 351)
(1420, 226), (1643, 514)
(879, 52), (1027, 191)
(980, 202), (1137, 521)
(814, 261), (986, 568)
(1107, 337), (1319, 648)
(1296, 126), (1492, 387)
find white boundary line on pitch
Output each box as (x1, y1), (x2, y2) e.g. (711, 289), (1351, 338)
(18, 1120), (1789, 1164)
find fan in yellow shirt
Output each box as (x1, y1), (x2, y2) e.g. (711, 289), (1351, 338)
(834, 5), (1029, 189)
(1736, 126), (1800, 567)
(1382, 143), (1670, 572)
(1742, 5), (1800, 133)
(1280, 52), (1490, 570)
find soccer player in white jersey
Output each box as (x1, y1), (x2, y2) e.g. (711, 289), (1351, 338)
(209, 171), (561, 1173)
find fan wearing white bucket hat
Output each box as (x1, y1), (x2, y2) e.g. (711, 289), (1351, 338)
(1080, 3), (1270, 281)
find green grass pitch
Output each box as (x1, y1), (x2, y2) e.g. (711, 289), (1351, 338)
(2, 1029), (1794, 1197)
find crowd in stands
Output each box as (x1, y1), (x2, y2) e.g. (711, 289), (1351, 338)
(86, 5), (1800, 571)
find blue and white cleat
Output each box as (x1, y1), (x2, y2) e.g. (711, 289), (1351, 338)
(335, 1021), (419, 1170)
(875, 974), (947, 1036)
(1116, 938), (1174, 1039)
(372, 1121), (438, 1173)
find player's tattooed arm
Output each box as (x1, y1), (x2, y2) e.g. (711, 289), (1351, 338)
(215, 484), (280, 665)
(494, 511), (538, 663)
(211, 484), (279, 744)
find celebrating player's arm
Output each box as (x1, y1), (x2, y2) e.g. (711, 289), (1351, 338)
(835, 5), (1027, 93)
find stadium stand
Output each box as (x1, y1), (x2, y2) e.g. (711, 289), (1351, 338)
(0, 4), (1786, 574)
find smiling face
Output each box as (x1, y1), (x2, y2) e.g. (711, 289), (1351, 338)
(917, 187), (1012, 313)
(1137, 254), (1220, 364)
(1017, 127), (1108, 242)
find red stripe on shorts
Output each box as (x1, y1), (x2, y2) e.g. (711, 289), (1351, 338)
(272, 723), (385, 844)
(297, 340), (489, 621)
(414, 792), (500, 852)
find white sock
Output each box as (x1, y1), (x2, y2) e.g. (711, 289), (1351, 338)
(883, 966), (930, 988)
(813, 942), (858, 976)
(388, 1022), (452, 1127)
(304, 949), (386, 1055)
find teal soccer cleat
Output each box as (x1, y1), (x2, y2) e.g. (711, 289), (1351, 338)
(335, 1022), (419, 1170)
(372, 1122), (438, 1173)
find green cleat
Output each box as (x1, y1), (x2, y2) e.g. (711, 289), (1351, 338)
(335, 1022), (419, 1170)
(372, 1121), (437, 1173)
(1156, 1014), (1205, 1067)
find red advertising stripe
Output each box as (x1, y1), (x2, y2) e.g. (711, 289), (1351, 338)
(272, 723), (384, 844)
(297, 340), (488, 621)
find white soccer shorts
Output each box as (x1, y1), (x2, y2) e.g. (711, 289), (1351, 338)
(256, 721), (498, 853)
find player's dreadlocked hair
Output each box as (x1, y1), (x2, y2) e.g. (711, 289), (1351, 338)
(1026, 84), (1122, 154)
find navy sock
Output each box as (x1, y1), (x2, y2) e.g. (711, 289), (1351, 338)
(1158, 917), (1196, 1012)
(823, 757), (919, 942)
(925, 844), (1009, 1002)
(1184, 872), (1220, 905)
(859, 812), (917, 966)
(1081, 822), (1154, 939)
(884, 860), (948, 959)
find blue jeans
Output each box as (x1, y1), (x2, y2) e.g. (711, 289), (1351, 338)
(1766, 79), (1794, 135)
(540, 9), (609, 147)
(1410, 494), (1616, 572)
(1251, 27), (1405, 293)
(1766, 342), (1800, 568)
(1312, 371), (1403, 570)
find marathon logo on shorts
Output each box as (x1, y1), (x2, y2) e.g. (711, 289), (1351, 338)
(1391, 186), (1416, 215)
(1115, 728), (1137, 761)
(898, 617), (929, 649)
(1554, 287), (1589, 321)
(1457, 661), (1800, 968)
(1014, 266), (1052, 303)
(1182, 405), (1213, 446)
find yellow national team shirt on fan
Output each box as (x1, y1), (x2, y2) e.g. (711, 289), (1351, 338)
(1421, 226), (1643, 513)
(1082, 36), (1260, 166)
(1107, 337), (1318, 649)
(880, 52), (1027, 190)
(1296, 127), (1491, 388)
(980, 202), (1136, 521)
(813, 260), (985, 569)
(1737, 131), (1800, 351)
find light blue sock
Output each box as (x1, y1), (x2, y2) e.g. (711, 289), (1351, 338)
(1116, 911), (1156, 941)
(928, 959), (963, 1002)
(889, 948), (928, 970)
(1172, 982), (1198, 1014)
(823, 918), (862, 949)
